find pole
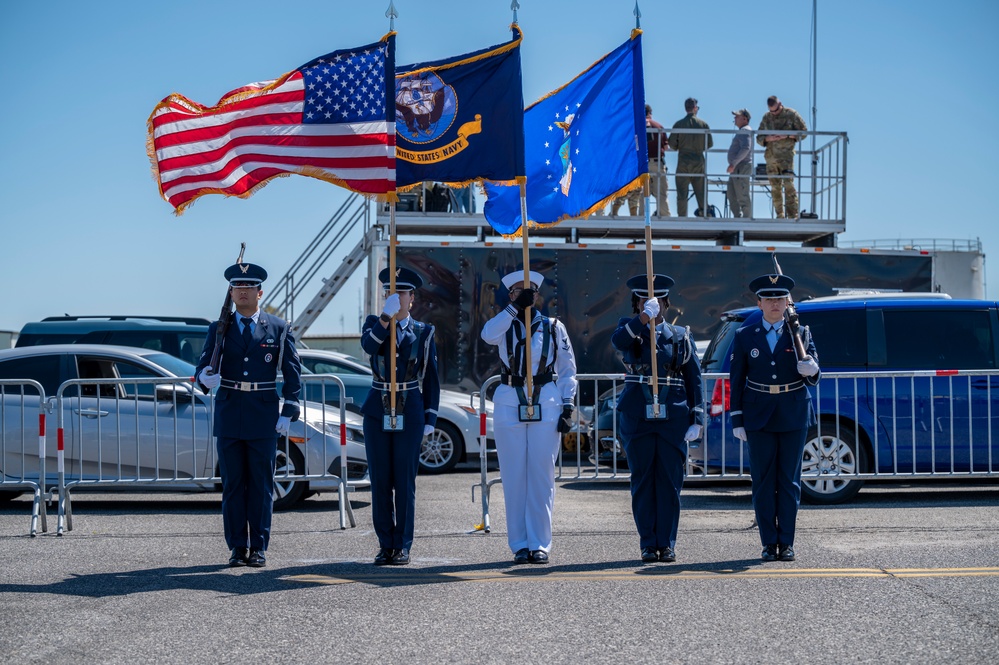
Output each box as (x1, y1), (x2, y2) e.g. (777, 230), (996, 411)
(388, 201), (398, 428)
(810, 0), (818, 215)
(643, 176), (660, 416)
(519, 180), (534, 418)
(386, 0), (399, 429)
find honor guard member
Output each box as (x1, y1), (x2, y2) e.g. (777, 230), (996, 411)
(729, 274), (820, 562)
(195, 262), (302, 568)
(360, 267), (441, 566)
(611, 275), (703, 563)
(481, 269), (578, 564)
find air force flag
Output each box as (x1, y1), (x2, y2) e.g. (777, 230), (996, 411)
(483, 32), (647, 236)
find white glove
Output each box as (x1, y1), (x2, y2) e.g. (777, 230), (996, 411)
(275, 416), (291, 437)
(797, 355), (820, 377)
(382, 293), (401, 318)
(643, 298), (660, 319)
(683, 424), (702, 442)
(198, 367), (221, 389)
(423, 424), (435, 437)
(733, 426), (747, 442)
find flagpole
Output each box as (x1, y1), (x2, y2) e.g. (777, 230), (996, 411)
(519, 180), (535, 419)
(386, 0), (399, 429)
(634, 1), (658, 416)
(644, 178), (659, 417)
(388, 201), (398, 428)
(511, 0), (534, 419)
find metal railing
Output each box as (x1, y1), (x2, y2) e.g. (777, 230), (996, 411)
(0, 379), (48, 535)
(473, 369), (999, 530)
(651, 126), (847, 221)
(696, 369), (999, 485)
(48, 375), (360, 535)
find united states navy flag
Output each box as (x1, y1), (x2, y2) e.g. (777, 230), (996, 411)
(483, 31), (646, 236)
(395, 27), (525, 189)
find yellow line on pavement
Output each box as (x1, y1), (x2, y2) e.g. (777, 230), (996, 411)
(282, 566), (999, 586)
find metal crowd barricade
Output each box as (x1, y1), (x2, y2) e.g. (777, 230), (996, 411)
(0, 378), (48, 536)
(53, 374), (358, 535)
(296, 373), (358, 530)
(474, 369), (999, 527)
(690, 370), (999, 492)
(472, 373), (630, 533)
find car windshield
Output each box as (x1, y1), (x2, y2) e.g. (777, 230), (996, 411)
(141, 352), (197, 377)
(701, 317), (745, 371)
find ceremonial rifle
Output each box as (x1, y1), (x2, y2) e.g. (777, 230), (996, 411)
(771, 252), (808, 361)
(207, 242), (246, 374)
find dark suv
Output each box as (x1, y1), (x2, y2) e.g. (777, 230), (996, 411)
(16, 316), (210, 365)
(697, 294), (999, 503)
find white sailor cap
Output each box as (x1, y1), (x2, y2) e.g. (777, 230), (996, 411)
(501, 270), (544, 290)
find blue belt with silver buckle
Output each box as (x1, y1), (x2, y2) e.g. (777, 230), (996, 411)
(746, 379), (804, 395)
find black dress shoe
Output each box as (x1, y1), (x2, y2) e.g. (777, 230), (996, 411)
(658, 547), (676, 563)
(528, 550), (549, 564)
(641, 547), (658, 563)
(391, 549), (410, 565)
(228, 547), (248, 567)
(246, 549), (266, 567)
(778, 545), (795, 561)
(761, 544), (779, 562)
(374, 548), (394, 565)
(514, 548), (530, 564)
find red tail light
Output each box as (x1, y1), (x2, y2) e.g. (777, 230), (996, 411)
(710, 379), (730, 416)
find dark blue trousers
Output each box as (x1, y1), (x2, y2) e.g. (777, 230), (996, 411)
(217, 436), (277, 551)
(747, 427), (808, 547)
(363, 416), (422, 550)
(621, 432), (686, 550)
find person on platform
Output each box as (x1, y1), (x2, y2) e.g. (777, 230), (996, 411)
(668, 97), (713, 217)
(360, 266), (441, 566)
(196, 261), (302, 568)
(757, 96), (807, 219)
(726, 108), (754, 218)
(481, 269), (578, 564)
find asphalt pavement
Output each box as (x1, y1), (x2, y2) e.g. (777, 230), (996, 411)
(1, 471), (997, 664)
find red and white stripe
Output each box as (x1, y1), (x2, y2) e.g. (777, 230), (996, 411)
(149, 72), (395, 212)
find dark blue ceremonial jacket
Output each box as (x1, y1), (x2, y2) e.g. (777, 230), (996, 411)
(610, 315), (704, 448)
(729, 321), (819, 432)
(359, 315), (441, 427)
(195, 312), (301, 440)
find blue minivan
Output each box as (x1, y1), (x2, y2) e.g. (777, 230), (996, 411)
(696, 294), (999, 503)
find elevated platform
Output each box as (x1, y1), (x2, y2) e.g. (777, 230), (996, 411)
(384, 210), (843, 247)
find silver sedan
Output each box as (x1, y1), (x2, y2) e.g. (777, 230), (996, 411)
(0, 344), (367, 510)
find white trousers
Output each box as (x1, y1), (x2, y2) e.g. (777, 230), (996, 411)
(494, 402), (560, 554)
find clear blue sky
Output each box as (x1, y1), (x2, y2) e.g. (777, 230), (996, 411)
(1, 0), (996, 335)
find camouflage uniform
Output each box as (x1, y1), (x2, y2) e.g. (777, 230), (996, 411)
(612, 190), (642, 216)
(668, 114), (713, 217)
(757, 106), (807, 219)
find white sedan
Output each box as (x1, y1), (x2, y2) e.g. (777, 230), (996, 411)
(296, 349), (494, 473)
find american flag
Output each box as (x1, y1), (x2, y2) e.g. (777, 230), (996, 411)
(148, 36), (396, 213)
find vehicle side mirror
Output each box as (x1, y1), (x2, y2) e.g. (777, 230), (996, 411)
(155, 383), (193, 402)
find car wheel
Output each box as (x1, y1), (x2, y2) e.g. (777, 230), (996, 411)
(800, 425), (866, 505)
(273, 440), (307, 510)
(419, 421), (463, 474)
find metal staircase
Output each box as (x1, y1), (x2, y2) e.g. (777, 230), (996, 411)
(262, 193), (373, 338)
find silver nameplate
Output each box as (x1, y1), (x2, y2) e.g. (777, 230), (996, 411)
(382, 414), (405, 431)
(518, 404), (542, 422)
